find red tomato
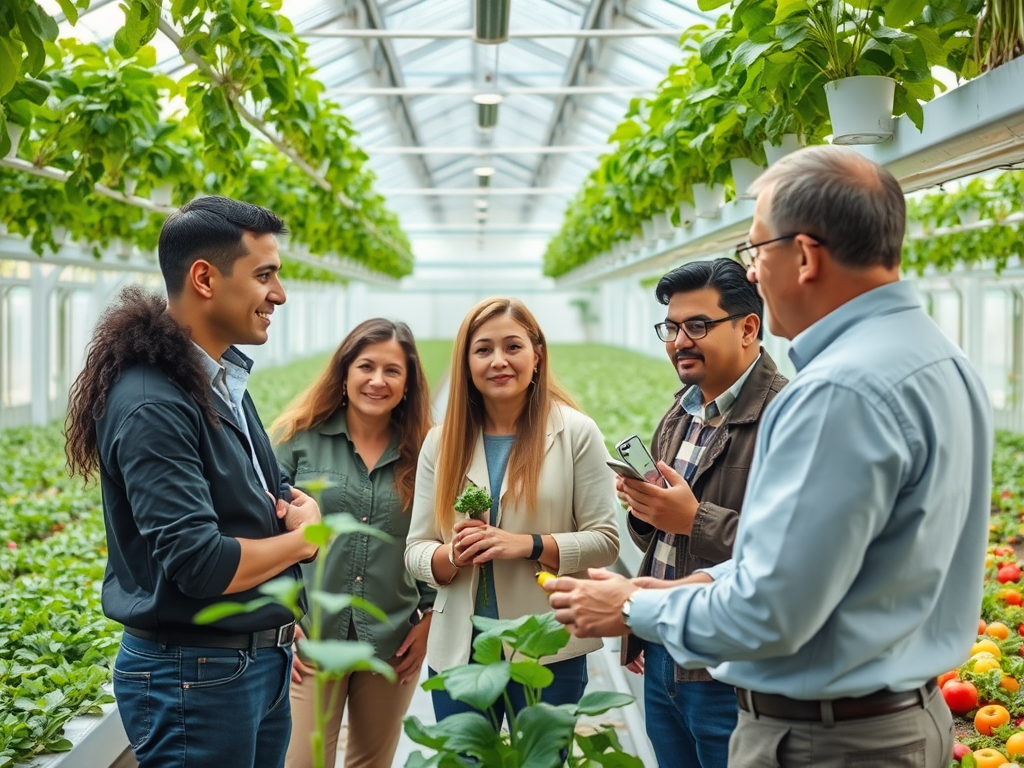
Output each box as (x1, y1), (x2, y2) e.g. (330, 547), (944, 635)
(979, 618), (988, 634)
(952, 742), (971, 761)
(942, 679), (979, 715)
(999, 564), (1023, 583)
(995, 546), (1016, 557)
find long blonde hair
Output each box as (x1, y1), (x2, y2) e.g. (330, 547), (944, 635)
(271, 319), (431, 512)
(433, 298), (576, 531)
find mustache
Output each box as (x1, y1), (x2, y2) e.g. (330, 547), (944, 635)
(675, 351), (704, 362)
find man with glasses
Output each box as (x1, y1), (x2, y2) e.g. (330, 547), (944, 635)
(618, 257), (785, 768)
(548, 146), (992, 767)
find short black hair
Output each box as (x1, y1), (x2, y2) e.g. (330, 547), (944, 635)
(655, 258), (764, 340)
(158, 196), (287, 297)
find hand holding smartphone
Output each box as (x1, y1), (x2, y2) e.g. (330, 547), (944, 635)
(610, 435), (666, 485)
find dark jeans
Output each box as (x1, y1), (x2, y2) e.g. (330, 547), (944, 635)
(644, 641), (737, 768)
(429, 654), (589, 728)
(113, 631), (292, 767)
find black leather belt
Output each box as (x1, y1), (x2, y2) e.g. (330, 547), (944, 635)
(124, 622), (296, 650)
(736, 679), (936, 722)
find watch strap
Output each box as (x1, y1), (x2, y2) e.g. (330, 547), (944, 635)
(527, 534), (544, 561)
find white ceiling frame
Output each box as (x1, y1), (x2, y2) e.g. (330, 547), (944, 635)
(327, 85), (653, 96)
(366, 145), (609, 153)
(303, 28), (681, 39)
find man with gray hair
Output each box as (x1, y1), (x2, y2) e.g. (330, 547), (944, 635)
(546, 145), (993, 767)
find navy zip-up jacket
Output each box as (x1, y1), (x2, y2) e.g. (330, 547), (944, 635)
(96, 346), (302, 633)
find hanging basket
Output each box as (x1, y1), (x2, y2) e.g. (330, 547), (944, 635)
(763, 134), (801, 166)
(730, 158), (765, 195)
(693, 184), (725, 219)
(825, 76), (895, 145)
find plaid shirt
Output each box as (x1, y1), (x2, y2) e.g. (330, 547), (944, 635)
(649, 357), (759, 580)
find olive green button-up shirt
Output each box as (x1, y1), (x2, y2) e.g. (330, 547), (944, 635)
(275, 409), (434, 661)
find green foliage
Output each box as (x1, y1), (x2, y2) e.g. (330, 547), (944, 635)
(0, 0), (412, 280)
(405, 613), (639, 767)
(903, 172), (1024, 276)
(543, 0), (984, 278)
(455, 484), (493, 518)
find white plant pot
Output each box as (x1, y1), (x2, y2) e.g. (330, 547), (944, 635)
(114, 238), (134, 261)
(693, 184), (725, 219)
(52, 226), (68, 246)
(763, 134), (801, 166)
(641, 218), (657, 245)
(730, 158), (764, 195)
(151, 184), (174, 207)
(677, 201), (696, 227)
(908, 220), (925, 238)
(652, 211), (674, 239)
(6, 124), (24, 159)
(123, 178), (138, 197)
(824, 75), (895, 145)
(629, 234), (642, 254)
(959, 206), (982, 226)
(0, 222), (8, 237)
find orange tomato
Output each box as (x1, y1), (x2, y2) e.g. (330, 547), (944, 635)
(1001, 676), (1021, 693)
(973, 748), (1009, 768)
(937, 670), (959, 688)
(981, 618), (989, 634)
(987, 621), (1012, 640)
(1007, 732), (1024, 756)
(975, 704), (1011, 736)
(972, 639), (1003, 658)
(999, 588), (1024, 606)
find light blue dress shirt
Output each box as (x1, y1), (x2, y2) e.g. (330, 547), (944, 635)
(629, 281), (993, 698)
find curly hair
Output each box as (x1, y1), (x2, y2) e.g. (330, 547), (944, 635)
(65, 285), (219, 481)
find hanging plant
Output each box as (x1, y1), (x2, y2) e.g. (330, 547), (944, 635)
(975, 0), (1024, 71)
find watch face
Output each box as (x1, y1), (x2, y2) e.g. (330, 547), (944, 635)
(621, 596), (633, 627)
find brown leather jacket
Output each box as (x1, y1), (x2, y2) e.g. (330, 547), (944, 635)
(622, 349), (786, 681)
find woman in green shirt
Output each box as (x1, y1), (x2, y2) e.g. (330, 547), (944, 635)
(272, 318), (433, 768)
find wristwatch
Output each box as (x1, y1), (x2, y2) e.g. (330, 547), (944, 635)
(621, 593), (636, 628)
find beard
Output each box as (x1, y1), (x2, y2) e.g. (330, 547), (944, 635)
(674, 352), (705, 386)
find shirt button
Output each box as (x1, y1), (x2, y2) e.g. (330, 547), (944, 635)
(355, 576), (363, 583)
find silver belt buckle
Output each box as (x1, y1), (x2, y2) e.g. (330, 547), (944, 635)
(276, 623), (295, 647)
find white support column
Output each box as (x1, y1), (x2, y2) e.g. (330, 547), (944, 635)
(29, 263), (61, 425)
(961, 273), (985, 370)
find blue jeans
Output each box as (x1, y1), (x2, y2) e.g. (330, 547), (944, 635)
(430, 654), (589, 728)
(644, 642), (737, 768)
(113, 631), (292, 768)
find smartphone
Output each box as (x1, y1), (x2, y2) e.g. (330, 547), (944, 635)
(606, 459), (647, 482)
(615, 435), (666, 485)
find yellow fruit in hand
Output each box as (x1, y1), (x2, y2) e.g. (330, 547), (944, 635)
(536, 571), (556, 587)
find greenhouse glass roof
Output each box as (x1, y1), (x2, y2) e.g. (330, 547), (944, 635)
(47, 0), (707, 240)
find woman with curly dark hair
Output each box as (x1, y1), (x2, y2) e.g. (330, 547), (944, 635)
(65, 195), (320, 768)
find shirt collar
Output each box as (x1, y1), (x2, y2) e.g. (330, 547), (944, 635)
(192, 342), (227, 389)
(681, 353), (761, 422)
(788, 281), (920, 372)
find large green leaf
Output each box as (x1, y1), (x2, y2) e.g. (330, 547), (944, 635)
(883, 0), (926, 27)
(192, 597), (275, 624)
(511, 613), (572, 660)
(439, 662), (512, 711)
(309, 591), (388, 622)
(509, 660), (554, 690)
(300, 639), (395, 679)
(0, 39), (20, 100)
(510, 704), (576, 768)
(404, 712), (505, 761)
(573, 691), (636, 716)
(325, 512), (395, 543)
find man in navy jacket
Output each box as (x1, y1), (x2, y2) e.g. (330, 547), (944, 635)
(66, 196), (320, 768)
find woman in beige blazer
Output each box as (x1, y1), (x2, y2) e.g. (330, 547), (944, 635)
(405, 297), (619, 725)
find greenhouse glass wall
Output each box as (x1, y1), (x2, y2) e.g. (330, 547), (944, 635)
(2, 0), (1024, 765)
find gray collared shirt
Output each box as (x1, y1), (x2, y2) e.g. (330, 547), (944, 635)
(192, 343), (268, 491)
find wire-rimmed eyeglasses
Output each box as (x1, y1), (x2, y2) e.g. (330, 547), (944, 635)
(654, 313), (749, 342)
(734, 233), (827, 269)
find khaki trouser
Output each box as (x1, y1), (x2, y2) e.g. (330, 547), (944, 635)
(727, 683), (953, 768)
(285, 669), (418, 768)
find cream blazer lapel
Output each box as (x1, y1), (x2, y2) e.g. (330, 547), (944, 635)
(465, 406), (567, 527)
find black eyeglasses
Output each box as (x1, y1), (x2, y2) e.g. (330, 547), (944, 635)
(654, 313), (749, 342)
(734, 233), (826, 269)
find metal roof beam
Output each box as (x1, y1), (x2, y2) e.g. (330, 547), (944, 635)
(353, 0), (444, 219)
(521, 0), (615, 220)
(365, 145), (608, 153)
(381, 187), (577, 195)
(326, 85), (651, 96)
